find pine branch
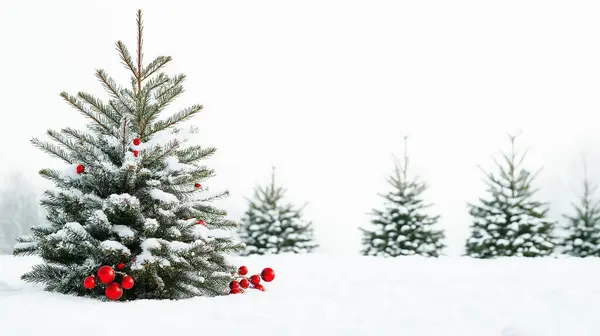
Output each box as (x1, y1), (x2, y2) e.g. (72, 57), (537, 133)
(95, 69), (136, 115)
(143, 139), (181, 166)
(77, 92), (121, 125)
(60, 92), (112, 133)
(147, 104), (203, 136)
(136, 9), (144, 89)
(143, 56), (172, 79)
(116, 41), (139, 80)
(177, 146), (217, 164)
(152, 74), (186, 108)
(31, 138), (73, 164)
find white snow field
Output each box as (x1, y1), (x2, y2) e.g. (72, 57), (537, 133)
(0, 254), (598, 336)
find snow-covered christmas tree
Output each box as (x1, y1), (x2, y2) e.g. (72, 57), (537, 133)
(561, 159), (600, 257)
(360, 137), (445, 257)
(465, 134), (556, 258)
(13, 10), (243, 301)
(238, 167), (317, 255)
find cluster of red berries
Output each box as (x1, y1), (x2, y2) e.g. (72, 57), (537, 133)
(83, 262), (134, 300)
(229, 266), (275, 294)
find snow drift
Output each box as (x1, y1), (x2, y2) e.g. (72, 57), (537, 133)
(0, 254), (597, 335)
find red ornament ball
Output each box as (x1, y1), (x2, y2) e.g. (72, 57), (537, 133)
(97, 265), (115, 284)
(238, 266), (248, 276)
(250, 274), (261, 285)
(105, 282), (123, 300)
(197, 219), (206, 226)
(261, 268), (275, 282)
(230, 287), (241, 294)
(230, 281), (240, 290)
(117, 262), (125, 270)
(239, 278), (249, 289)
(194, 183), (201, 188)
(133, 138), (141, 146)
(76, 164), (85, 174)
(133, 150), (139, 157)
(83, 275), (96, 289)
(254, 284), (265, 291)
(122, 275), (135, 290)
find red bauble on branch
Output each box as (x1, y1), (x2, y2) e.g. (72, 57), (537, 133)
(105, 282), (123, 300)
(238, 266), (248, 276)
(239, 278), (249, 289)
(133, 138), (141, 146)
(230, 281), (240, 290)
(83, 275), (96, 289)
(250, 275), (261, 285)
(122, 275), (135, 290)
(261, 268), (275, 282)
(254, 284), (265, 291)
(194, 183), (201, 188)
(76, 164), (85, 174)
(97, 266), (115, 284)
(133, 150), (139, 157)
(197, 219), (206, 226)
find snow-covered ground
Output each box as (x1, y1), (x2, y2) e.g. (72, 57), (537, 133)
(0, 254), (598, 335)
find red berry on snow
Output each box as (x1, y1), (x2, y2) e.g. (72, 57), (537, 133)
(250, 274), (261, 285)
(261, 268), (275, 282)
(133, 138), (141, 146)
(133, 150), (139, 157)
(76, 164), (85, 174)
(105, 282), (123, 300)
(194, 183), (201, 188)
(230, 287), (241, 294)
(238, 266), (248, 276)
(254, 284), (265, 291)
(121, 275), (135, 290)
(239, 278), (249, 289)
(83, 275), (96, 289)
(117, 262), (125, 270)
(97, 266), (116, 284)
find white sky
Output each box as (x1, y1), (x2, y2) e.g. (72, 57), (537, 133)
(1, 0), (600, 256)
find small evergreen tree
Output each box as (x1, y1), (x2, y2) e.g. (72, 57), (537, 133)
(238, 167), (317, 255)
(13, 10), (242, 300)
(360, 137), (445, 257)
(561, 159), (600, 257)
(465, 134), (556, 258)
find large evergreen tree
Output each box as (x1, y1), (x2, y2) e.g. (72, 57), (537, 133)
(465, 134), (556, 258)
(360, 137), (445, 257)
(13, 10), (242, 300)
(238, 167), (317, 255)
(561, 160), (600, 257)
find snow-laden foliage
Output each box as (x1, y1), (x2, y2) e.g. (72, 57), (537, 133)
(0, 171), (44, 254)
(466, 134), (556, 258)
(360, 141), (445, 257)
(13, 10), (242, 300)
(561, 162), (600, 257)
(238, 168), (317, 255)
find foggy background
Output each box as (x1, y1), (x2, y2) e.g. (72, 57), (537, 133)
(1, 0), (600, 256)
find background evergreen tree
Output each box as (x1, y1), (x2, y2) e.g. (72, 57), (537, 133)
(561, 159), (600, 257)
(13, 10), (242, 300)
(360, 137), (445, 257)
(0, 171), (44, 254)
(238, 167), (317, 255)
(465, 134), (556, 258)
